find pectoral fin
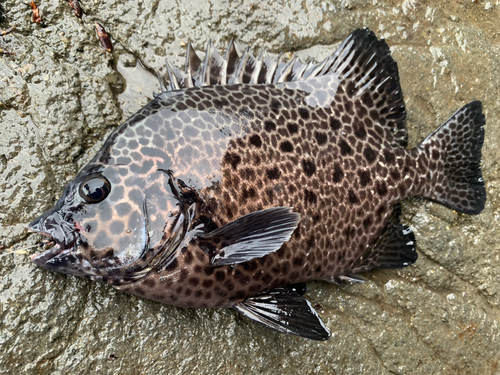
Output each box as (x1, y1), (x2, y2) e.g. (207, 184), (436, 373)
(199, 207), (300, 266)
(234, 285), (330, 341)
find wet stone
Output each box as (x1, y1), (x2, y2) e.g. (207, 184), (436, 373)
(1, 1), (500, 374)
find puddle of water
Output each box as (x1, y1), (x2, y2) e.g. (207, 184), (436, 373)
(116, 60), (160, 117)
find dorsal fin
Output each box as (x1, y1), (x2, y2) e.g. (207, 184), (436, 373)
(156, 71), (168, 93)
(230, 46), (252, 84)
(225, 39), (239, 77)
(159, 30), (408, 147)
(323, 29), (408, 147)
(164, 61), (184, 90)
(185, 42), (202, 88)
(159, 38), (345, 89)
(201, 40), (227, 85)
(276, 56), (297, 83)
(249, 49), (265, 84)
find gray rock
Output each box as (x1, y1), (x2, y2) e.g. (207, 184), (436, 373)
(1, 0), (499, 374)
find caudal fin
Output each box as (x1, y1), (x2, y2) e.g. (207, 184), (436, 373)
(418, 101), (486, 214)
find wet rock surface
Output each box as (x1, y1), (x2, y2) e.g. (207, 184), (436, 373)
(1, 1), (500, 374)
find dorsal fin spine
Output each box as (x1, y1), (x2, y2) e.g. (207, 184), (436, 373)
(250, 49), (265, 84)
(231, 46), (251, 84)
(307, 57), (329, 79)
(164, 60), (180, 90)
(266, 53), (282, 84)
(276, 57), (296, 83)
(272, 54), (287, 83)
(201, 39), (214, 86)
(337, 49), (357, 78)
(156, 71), (168, 92)
(292, 59), (308, 81)
(225, 39), (239, 78)
(355, 75), (377, 96)
(186, 42), (202, 88)
(212, 47), (228, 85)
(300, 61), (314, 79)
(157, 29), (398, 100)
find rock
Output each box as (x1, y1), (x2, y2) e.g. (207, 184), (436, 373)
(1, 1), (499, 374)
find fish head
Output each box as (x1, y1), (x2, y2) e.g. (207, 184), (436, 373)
(28, 162), (188, 283)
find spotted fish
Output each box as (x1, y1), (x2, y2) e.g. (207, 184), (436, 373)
(28, 29), (486, 340)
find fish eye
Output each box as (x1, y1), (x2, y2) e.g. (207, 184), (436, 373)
(79, 175), (111, 203)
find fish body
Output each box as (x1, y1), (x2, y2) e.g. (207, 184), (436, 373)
(29, 29), (486, 340)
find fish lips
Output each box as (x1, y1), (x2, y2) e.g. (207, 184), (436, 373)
(31, 242), (66, 267)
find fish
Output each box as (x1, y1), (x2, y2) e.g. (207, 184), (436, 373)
(28, 29), (486, 341)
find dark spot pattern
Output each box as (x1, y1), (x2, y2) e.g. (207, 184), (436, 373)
(265, 121), (276, 131)
(302, 160), (316, 177)
(314, 131), (328, 145)
(358, 170), (371, 186)
(287, 123), (299, 134)
(249, 134), (262, 147)
(224, 152), (241, 169)
(280, 141), (294, 152)
(333, 164), (344, 183)
(363, 147), (376, 164)
(339, 140), (352, 156)
(348, 190), (359, 204)
(267, 167), (281, 180)
(35, 30), (484, 321)
(298, 108), (310, 119)
(330, 117), (342, 130)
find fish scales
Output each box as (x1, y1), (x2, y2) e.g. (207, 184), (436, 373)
(115, 82), (413, 302)
(28, 29), (486, 340)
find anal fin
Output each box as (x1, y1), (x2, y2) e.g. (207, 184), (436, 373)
(234, 285), (330, 341)
(351, 204), (417, 274)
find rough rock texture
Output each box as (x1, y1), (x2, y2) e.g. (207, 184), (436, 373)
(1, 1), (500, 374)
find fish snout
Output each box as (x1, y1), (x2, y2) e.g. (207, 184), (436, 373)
(28, 208), (78, 251)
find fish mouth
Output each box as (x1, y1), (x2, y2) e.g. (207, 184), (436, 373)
(28, 205), (81, 267)
(28, 228), (76, 268)
(31, 243), (59, 262)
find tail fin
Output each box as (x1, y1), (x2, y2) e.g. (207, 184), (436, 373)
(417, 101), (486, 214)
